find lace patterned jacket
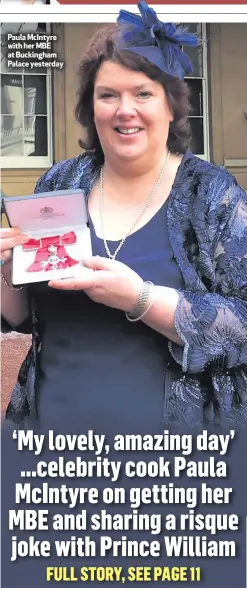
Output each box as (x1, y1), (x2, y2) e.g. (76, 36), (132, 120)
(3, 151), (247, 427)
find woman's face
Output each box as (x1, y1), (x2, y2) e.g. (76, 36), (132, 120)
(93, 60), (173, 165)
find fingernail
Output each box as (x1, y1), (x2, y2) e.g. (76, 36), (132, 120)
(21, 234), (31, 241)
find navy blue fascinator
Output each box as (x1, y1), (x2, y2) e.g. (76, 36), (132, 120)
(116, 1), (198, 79)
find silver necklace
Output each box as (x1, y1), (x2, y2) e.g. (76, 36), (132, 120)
(99, 150), (171, 260)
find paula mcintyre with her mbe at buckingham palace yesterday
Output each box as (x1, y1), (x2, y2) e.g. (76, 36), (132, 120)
(1, 3), (247, 434)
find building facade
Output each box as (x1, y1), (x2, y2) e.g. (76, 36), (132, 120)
(1, 22), (247, 197)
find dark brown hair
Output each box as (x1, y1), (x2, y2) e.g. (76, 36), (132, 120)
(75, 25), (192, 165)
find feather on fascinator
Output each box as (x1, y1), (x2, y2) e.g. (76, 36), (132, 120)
(116, 1), (198, 79)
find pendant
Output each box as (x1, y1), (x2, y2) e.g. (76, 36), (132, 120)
(41, 245), (67, 269)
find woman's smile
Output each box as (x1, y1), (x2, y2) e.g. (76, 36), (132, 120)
(114, 126), (144, 137)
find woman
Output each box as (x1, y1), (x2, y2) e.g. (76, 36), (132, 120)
(1, 2), (247, 433)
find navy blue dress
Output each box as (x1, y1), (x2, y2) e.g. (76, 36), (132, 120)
(32, 198), (184, 434)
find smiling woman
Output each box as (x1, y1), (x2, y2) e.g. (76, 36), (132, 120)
(76, 35), (190, 168)
(92, 62), (174, 168)
(1, 1), (247, 433)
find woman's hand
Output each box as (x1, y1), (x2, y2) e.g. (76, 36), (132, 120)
(48, 256), (143, 312)
(1, 228), (30, 327)
(0, 228), (30, 265)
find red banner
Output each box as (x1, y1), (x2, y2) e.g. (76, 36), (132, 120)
(57, 0), (247, 4)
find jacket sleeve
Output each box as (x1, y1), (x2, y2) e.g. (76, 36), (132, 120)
(0, 171), (51, 335)
(1, 316), (32, 334)
(169, 180), (247, 374)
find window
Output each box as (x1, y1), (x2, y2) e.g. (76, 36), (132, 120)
(184, 23), (210, 160)
(1, 23), (52, 169)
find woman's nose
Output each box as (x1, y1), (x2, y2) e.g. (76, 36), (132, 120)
(116, 96), (136, 117)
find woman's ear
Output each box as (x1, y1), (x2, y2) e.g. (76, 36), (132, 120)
(164, 92), (174, 123)
(168, 106), (174, 123)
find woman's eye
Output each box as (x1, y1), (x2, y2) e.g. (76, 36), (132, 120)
(100, 93), (115, 99)
(138, 91), (152, 98)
